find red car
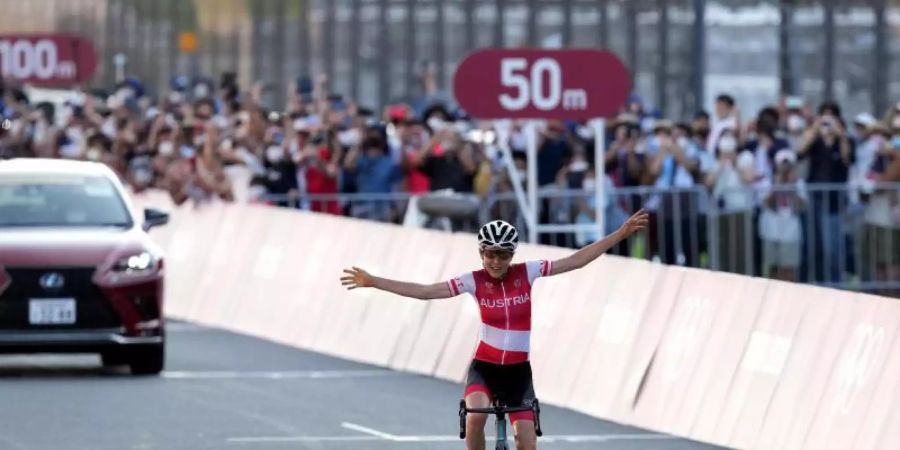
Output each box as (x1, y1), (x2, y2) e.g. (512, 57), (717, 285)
(0, 158), (168, 374)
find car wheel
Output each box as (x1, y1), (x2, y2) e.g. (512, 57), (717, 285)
(129, 343), (165, 375)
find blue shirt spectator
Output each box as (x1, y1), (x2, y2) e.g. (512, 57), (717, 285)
(355, 150), (402, 193)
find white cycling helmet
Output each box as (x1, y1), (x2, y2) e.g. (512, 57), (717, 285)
(478, 220), (519, 252)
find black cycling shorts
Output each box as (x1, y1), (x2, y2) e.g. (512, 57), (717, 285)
(464, 359), (535, 424)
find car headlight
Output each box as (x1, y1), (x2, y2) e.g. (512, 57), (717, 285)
(113, 252), (157, 272)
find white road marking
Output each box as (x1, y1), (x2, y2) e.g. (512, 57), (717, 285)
(227, 422), (679, 444)
(227, 436), (380, 443)
(161, 369), (399, 380)
(340, 422), (400, 440)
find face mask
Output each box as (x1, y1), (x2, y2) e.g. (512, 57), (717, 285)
(569, 160), (589, 172)
(516, 168), (527, 180)
(66, 126), (83, 143)
(719, 136), (737, 153)
(116, 87), (134, 102)
(893, 117), (900, 129)
(266, 146), (284, 163)
(194, 133), (206, 147)
(86, 147), (102, 161)
(133, 168), (153, 185)
(212, 115), (229, 129)
(180, 146), (195, 159)
(510, 132), (526, 150)
(158, 141), (174, 156)
(677, 136), (689, 149)
(736, 151), (755, 170)
(583, 178), (596, 190)
(787, 114), (806, 133)
(576, 126), (594, 140)
(892, 135), (900, 150)
(427, 117), (447, 132)
(441, 139), (457, 151)
(194, 84), (210, 99)
(168, 91), (183, 104)
(338, 129), (360, 147)
(634, 142), (647, 155)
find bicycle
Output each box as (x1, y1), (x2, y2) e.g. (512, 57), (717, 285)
(458, 398), (543, 450)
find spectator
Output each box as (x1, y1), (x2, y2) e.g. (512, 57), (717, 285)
(646, 120), (705, 266)
(531, 120), (574, 244)
(691, 111), (711, 150)
(743, 114), (791, 275)
(860, 122), (900, 294)
(5, 69), (900, 295)
(416, 127), (477, 193)
(537, 121), (572, 188)
(797, 102), (855, 283)
(851, 115), (882, 193)
(759, 149), (806, 282)
(573, 167), (628, 248)
(604, 117), (646, 192)
(706, 128), (755, 274)
(343, 133), (403, 221)
(300, 128), (343, 215)
(743, 110), (789, 185)
(261, 126), (298, 208)
(398, 118), (431, 194)
(707, 94), (740, 155)
(783, 96), (810, 151)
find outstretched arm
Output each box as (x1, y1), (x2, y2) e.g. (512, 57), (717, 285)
(340, 267), (454, 300)
(549, 209), (649, 276)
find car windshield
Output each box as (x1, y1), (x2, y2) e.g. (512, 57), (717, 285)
(0, 173), (133, 228)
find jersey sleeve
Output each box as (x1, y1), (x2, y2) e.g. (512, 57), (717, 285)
(446, 271), (476, 297)
(525, 260), (553, 285)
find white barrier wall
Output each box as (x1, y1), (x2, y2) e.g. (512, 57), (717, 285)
(135, 192), (900, 450)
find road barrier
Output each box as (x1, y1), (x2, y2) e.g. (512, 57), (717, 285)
(134, 191), (899, 450)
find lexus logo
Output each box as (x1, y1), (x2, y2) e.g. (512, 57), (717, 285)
(39, 272), (65, 291)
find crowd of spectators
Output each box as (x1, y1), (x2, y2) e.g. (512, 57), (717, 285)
(1, 68), (899, 291)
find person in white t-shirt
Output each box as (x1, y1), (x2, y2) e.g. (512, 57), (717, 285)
(707, 94), (741, 155)
(705, 128), (756, 274)
(759, 149), (807, 281)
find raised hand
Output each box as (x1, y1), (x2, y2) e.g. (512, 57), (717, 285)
(340, 266), (374, 290)
(620, 209), (649, 236)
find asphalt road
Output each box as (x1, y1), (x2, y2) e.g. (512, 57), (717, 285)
(0, 321), (729, 450)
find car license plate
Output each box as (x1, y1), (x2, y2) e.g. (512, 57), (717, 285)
(29, 298), (76, 325)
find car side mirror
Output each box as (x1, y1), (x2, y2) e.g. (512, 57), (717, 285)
(143, 208), (169, 231)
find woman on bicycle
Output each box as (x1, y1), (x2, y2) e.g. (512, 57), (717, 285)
(341, 210), (648, 450)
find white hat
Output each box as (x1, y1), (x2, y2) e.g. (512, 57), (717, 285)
(853, 113), (876, 127)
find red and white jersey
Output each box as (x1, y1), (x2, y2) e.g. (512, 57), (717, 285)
(447, 260), (552, 365)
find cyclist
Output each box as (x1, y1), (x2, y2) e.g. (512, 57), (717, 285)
(341, 209), (649, 450)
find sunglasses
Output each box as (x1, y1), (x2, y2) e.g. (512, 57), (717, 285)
(482, 249), (514, 261)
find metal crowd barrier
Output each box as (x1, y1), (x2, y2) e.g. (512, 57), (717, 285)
(262, 182), (900, 295)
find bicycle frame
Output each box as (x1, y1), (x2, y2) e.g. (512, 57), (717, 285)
(459, 398), (543, 450)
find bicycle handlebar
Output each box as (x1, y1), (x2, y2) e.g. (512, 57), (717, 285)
(463, 405), (534, 414)
(458, 399), (543, 439)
